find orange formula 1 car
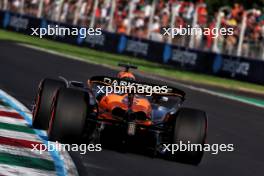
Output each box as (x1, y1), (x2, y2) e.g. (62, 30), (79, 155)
(32, 63), (207, 165)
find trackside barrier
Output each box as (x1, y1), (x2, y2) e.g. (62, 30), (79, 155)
(0, 10), (263, 85)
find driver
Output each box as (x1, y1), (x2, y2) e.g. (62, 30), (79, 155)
(117, 70), (136, 81)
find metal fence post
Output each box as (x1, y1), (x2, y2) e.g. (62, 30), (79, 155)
(237, 12), (247, 56)
(20, 0), (25, 14)
(212, 6), (231, 53)
(147, 0), (157, 39)
(90, 0), (99, 28)
(107, 0), (116, 32)
(169, 2), (182, 44)
(55, 0), (64, 22)
(237, 9), (259, 57)
(126, 1), (136, 35)
(4, 0), (8, 10)
(37, 0), (44, 18)
(73, 0), (82, 25)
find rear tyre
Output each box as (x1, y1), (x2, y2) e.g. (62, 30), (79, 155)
(32, 79), (66, 130)
(48, 88), (89, 143)
(170, 108), (207, 165)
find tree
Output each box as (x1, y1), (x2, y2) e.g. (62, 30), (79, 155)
(204, 0), (264, 15)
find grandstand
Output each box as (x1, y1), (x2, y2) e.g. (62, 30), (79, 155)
(1, 0), (264, 60)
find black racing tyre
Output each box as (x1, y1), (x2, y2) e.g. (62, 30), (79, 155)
(171, 108), (207, 165)
(32, 79), (66, 130)
(48, 88), (89, 143)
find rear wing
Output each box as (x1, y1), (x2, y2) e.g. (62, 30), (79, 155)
(118, 63), (138, 71)
(89, 76), (185, 100)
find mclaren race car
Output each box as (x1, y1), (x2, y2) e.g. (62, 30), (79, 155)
(32, 63), (207, 165)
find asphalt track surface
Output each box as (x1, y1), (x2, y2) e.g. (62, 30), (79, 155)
(0, 41), (264, 176)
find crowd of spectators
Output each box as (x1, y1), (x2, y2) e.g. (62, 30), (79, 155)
(1, 0), (264, 60)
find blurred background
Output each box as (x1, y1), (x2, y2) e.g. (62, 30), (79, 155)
(1, 0), (264, 60)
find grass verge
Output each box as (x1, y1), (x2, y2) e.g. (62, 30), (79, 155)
(0, 29), (263, 94)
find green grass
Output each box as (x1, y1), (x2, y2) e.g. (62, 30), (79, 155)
(0, 29), (264, 94)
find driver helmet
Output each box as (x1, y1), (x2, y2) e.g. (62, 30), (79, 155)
(118, 71), (135, 81)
